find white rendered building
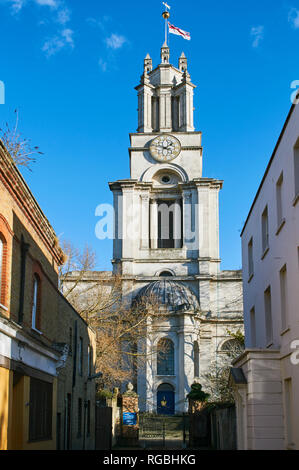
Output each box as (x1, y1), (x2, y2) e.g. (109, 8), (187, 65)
(231, 100), (299, 449)
(109, 44), (243, 414)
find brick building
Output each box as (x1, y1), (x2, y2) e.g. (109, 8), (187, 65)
(0, 140), (96, 450)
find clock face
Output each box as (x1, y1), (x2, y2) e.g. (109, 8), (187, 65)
(149, 134), (181, 162)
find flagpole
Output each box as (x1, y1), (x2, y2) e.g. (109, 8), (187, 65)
(162, 5), (170, 45)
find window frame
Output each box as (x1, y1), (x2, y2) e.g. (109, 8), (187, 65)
(157, 338), (175, 376)
(31, 273), (41, 332)
(0, 232), (8, 308)
(78, 337), (83, 376)
(280, 265), (288, 333)
(250, 307), (256, 348)
(293, 140), (299, 204)
(264, 286), (273, 346)
(261, 206), (269, 257)
(248, 237), (254, 280)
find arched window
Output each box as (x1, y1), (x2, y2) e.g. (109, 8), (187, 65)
(157, 338), (174, 376)
(194, 341), (199, 378)
(159, 271), (173, 277)
(0, 234), (7, 306)
(0, 237), (3, 290)
(221, 338), (244, 354)
(32, 274), (41, 330)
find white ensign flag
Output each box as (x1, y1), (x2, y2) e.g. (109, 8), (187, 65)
(168, 22), (191, 41)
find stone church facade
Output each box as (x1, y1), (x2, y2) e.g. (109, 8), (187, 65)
(65, 44), (243, 414)
(108, 44), (243, 414)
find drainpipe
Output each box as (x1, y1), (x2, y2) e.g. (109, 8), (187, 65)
(18, 235), (30, 324)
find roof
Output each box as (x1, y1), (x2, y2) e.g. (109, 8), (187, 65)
(134, 280), (200, 313)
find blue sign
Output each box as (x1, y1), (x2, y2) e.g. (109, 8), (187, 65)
(123, 412), (137, 426)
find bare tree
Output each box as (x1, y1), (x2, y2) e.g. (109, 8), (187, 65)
(59, 240), (166, 389)
(202, 329), (245, 403)
(0, 110), (43, 170)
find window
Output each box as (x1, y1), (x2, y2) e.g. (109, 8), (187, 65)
(157, 338), (174, 376)
(261, 206), (269, 254)
(194, 341), (199, 378)
(264, 286), (273, 346)
(78, 398), (82, 436)
(276, 173), (284, 228)
(151, 97), (160, 131)
(87, 345), (93, 377)
(280, 265), (288, 332)
(284, 378), (294, 447)
(87, 400), (91, 436)
(250, 307), (256, 347)
(78, 337), (83, 376)
(294, 139), (299, 199)
(159, 271), (173, 277)
(248, 238), (254, 278)
(171, 96), (180, 131)
(0, 234), (7, 307)
(32, 274), (41, 330)
(0, 237), (3, 290)
(221, 338), (244, 353)
(69, 327), (73, 356)
(29, 378), (52, 442)
(157, 200), (182, 249)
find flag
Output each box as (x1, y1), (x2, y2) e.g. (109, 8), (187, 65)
(168, 22), (191, 40)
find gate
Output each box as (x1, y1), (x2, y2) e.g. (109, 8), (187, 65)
(139, 414), (189, 449)
(95, 406), (112, 450)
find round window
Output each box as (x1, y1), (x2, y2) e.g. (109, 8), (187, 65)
(161, 175), (171, 184)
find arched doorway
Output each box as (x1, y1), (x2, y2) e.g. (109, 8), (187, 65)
(157, 383), (175, 415)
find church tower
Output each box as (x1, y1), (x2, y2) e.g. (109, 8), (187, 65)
(109, 43), (243, 413)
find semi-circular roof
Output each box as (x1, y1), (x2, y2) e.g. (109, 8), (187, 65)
(134, 280), (200, 313)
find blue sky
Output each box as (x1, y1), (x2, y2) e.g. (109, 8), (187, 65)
(0, 0), (299, 271)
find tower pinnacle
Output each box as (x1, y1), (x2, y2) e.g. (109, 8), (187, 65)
(179, 52), (187, 72)
(161, 42), (170, 64)
(144, 53), (152, 74)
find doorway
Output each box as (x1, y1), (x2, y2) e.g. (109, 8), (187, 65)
(157, 383), (175, 415)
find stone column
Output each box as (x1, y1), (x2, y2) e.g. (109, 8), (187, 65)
(178, 328), (185, 413)
(196, 185), (210, 258)
(183, 192), (192, 248)
(173, 199), (182, 249)
(121, 383), (139, 447)
(137, 82), (153, 133)
(144, 89), (153, 132)
(150, 200), (158, 249)
(140, 194), (149, 249)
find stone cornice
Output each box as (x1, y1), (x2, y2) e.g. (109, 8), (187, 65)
(109, 178), (224, 192)
(130, 131), (202, 137)
(128, 146), (202, 153)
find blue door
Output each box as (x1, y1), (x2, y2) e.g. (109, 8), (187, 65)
(157, 390), (175, 415)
